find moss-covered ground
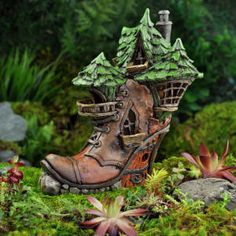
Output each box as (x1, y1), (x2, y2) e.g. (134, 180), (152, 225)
(1, 161), (235, 236)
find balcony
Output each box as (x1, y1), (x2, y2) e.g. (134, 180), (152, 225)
(120, 133), (146, 148)
(127, 61), (148, 74)
(154, 79), (191, 112)
(77, 101), (117, 118)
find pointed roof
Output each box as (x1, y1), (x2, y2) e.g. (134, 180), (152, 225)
(72, 9), (203, 90)
(115, 8), (170, 68)
(135, 38), (203, 82)
(72, 52), (125, 87)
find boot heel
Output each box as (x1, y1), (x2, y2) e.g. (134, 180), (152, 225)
(121, 149), (152, 187)
(121, 125), (170, 187)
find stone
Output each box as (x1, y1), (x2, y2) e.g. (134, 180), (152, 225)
(81, 189), (89, 194)
(62, 184), (69, 190)
(0, 150), (16, 162)
(19, 159), (31, 166)
(70, 187), (81, 194)
(176, 178), (236, 211)
(0, 150), (31, 166)
(60, 189), (68, 194)
(40, 172), (61, 195)
(0, 102), (27, 142)
(112, 181), (121, 189)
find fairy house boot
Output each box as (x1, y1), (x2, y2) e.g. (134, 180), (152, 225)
(40, 9), (203, 194)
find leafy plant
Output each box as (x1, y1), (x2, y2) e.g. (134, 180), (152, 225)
(145, 168), (168, 195)
(22, 115), (55, 165)
(81, 196), (148, 236)
(0, 50), (59, 103)
(172, 162), (200, 181)
(182, 141), (236, 182)
(137, 193), (174, 215)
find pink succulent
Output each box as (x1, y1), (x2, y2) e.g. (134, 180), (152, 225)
(80, 195), (148, 236)
(182, 141), (236, 182)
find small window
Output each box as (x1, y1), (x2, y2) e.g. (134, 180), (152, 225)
(132, 33), (147, 65)
(123, 109), (137, 135)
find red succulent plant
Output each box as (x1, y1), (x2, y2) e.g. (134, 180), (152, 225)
(80, 195), (148, 236)
(0, 156), (24, 184)
(182, 141), (236, 182)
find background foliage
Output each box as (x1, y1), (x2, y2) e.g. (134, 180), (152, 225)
(1, 0), (236, 114)
(0, 0), (236, 165)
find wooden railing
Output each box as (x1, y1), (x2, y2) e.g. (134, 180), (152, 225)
(154, 79), (191, 112)
(77, 101), (117, 117)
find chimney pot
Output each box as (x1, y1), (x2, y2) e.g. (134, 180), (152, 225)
(156, 10), (172, 43)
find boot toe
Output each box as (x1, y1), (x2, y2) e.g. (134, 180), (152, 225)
(41, 154), (81, 185)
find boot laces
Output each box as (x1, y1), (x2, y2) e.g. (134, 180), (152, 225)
(87, 96), (123, 147)
(88, 125), (110, 147)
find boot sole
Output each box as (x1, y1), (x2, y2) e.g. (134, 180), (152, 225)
(41, 124), (170, 191)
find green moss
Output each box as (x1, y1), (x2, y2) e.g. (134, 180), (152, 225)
(160, 102), (236, 160)
(50, 86), (90, 118)
(155, 156), (191, 172)
(7, 221), (91, 236)
(140, 202), (236, 236)
(1, 165), (235, 235)
(20, 166), (41, 189)
(12, 101), (51, 126)
(0, 141), (21, 155)
(52, 116), (92, 158)
(2, 166), (139, 235)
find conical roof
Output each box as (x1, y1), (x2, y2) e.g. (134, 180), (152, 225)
(115, 8), (170, 68)
(72, 52), (125, 87)
(72, 8), (203, 91)
(135, 38), (203, 82)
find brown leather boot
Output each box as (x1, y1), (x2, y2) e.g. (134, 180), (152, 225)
(40, 8), (202, 194)
(41, 79), (171, 193)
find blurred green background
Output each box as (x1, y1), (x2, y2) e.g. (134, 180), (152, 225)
(0, 0), (236, 165)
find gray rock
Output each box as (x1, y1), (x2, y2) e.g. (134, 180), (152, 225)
(0, 150), (16, 161)
(112, 181), (121, 189)
(81, 189), (89, 194)
(40, 172), (61, 195)
(0, 150), (31, 166)
(176, 178), (236, 211)
(70, 187), (81, 194)
(0, 102), (27, 142)
(61, 189), (69, 194)
(19, 159), (31, 166)
(62, 184), (69, 190)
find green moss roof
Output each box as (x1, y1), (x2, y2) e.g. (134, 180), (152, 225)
(72, 52), (125, 87)
(115, 8), (170, 68)
(135, 38), (203, 82)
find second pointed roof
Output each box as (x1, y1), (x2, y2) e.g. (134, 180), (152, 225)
(135, 38), (203, 82)
(72, 52), (125, 87)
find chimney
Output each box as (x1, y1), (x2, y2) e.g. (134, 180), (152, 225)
(156, 10), (172, 43)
